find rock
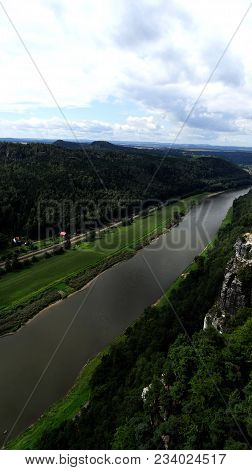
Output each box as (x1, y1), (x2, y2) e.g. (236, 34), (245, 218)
(142, 384), (152, 402)
(204, 233), (252, 332)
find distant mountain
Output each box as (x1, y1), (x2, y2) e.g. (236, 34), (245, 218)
(1, 137), (252, 165)
(53, 139), (132, 152)
(2, 137), (252, 152)
(53, 140), (88, 150)
(90, 140), (117, 149)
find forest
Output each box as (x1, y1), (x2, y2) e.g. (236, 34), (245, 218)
(35, 190), (252, 450)
(0, 141), (251, 246)
(181, 149), (252, 166)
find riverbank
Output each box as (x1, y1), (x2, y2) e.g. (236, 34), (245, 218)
(7, 235), (216, 450)
(4, 188), (250, 449)
(0, 193), (207, 336)
(7, 197), (233, 450)
(7, 335), (126, 450)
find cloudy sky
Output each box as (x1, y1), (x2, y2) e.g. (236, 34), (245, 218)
(0, 0), (252, 144)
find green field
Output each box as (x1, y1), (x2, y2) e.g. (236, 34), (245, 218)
(0, 250), (105, 308)
(0, 194), (206, 311)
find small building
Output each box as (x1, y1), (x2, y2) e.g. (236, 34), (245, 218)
(12, 236), (22, 245)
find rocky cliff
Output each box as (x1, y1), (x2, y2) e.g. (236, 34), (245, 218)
(204, 233), (252, 332)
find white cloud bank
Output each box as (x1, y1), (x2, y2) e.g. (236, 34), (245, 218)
(0, 116), (164, 141)
(0, 0), (252, 144)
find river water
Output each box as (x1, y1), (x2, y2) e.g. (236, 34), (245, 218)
(0, 188), (249, 445)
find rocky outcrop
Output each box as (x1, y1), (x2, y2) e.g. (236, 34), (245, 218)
(204, 233), (252, 332)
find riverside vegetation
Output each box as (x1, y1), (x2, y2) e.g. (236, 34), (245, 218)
(9, 190), (252, 450)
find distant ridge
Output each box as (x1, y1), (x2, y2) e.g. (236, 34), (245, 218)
(90, 140), (117, 149)
(53, 140), (88, 150)
(1, 137), (252, 153)
(53, 139), (129, 151)
(3, 138), (250, 165)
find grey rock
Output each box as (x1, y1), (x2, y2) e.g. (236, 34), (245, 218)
(204, 233), (252, 332)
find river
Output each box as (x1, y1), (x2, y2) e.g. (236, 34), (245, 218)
(0, 188), (249, 445)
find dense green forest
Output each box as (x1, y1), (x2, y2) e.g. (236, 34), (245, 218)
(0, 141), (250, 246)
(55, 139), (252, 165)
(36, 190), (252, 450)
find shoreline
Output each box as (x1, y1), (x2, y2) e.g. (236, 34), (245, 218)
(206, 190), (225, 198)
(5, 196), (224, 449)
(6, 221), (176, 336)
(0, 188), (242, 338)
(0, 192), (208, 337)
(6, 187), (249, 449)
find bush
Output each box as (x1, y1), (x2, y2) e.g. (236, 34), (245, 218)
(22, 259), (32, 268)
(54, 247), (64, 255)
(4, 259), (12, 272)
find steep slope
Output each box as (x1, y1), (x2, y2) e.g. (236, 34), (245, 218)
(204, 233), (252, 331)
(0, 141), (251, 240)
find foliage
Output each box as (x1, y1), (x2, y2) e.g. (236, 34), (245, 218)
(0, 142), (250, 240)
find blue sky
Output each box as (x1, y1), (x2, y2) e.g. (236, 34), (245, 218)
(0, 0), (252, 145)
(0, 98), (147, 124)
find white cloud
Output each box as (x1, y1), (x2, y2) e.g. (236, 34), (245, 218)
(2, 112), (252, 145)
(0, 115), (163, 140)
(0, 0), (252, 144)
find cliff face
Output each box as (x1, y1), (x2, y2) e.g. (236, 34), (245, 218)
(204, 233), (252, 332)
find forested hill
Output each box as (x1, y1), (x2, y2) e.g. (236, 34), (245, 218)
(182, 149), (252, 166)
(53, 139), (124, 151)
(38, 190), (252, 450)
(54, 140), (252, 164)
(0, 141), (251, 241)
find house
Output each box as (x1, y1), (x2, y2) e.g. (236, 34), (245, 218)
(12, 236), (22, 246)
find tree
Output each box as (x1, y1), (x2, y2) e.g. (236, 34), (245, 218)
(0, 232), (8, 250)
(86, 230), (96, 242)
(4, 258), (12, 272)
(64, 234), (71, 250)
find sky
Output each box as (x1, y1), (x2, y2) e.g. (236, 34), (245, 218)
(0, 0), (252, 145)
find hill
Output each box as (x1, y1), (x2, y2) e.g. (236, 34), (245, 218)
(53, 139), (125, 151)
(90, 140), (120, 149)
(53, 139), (89, 150)
(186, 149), (252, 166)
(0, 141), (251, 243)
